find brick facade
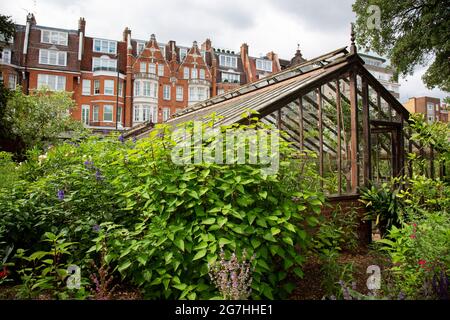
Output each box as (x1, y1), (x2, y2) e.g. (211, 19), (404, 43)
(1, 13), (301, 132)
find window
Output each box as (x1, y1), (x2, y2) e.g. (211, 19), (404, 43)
(427, 103), (434, 111)
(117, 106), (123, 124)
(163, 85), (171, 100)
(201, 50), (206, 61)
(219, 55), (237, 68)
(140, 62), (146, 73)
(134, 81), (141, 96)
(7, 74), (16, 89)
(199, 69), (205, 80)
(94, 80), (100, 94)
(93, 39), (117, 54)
(217, 88), (225, 95)
(118, 81), (123, 97)
(92, 57), (117, 72)
(159, 45), (165, 57)
(39, 49), (67, 66)
(143, 81), (151, 96)
(163, 108), (170, 121)
(104, 80), (114, 95)
(189, 86), (208, 101)
(180, 48), (188, 61)
(176, 86), (183, 101)
(137, 42), (145, 55)
(81, 105), (90, 125)
(428, 116), (434, 122)
(183, 67), (189, 79)
(103, 105), (113, 122)
(158, 64), (164, 76)
(191, 68), (198, 79)
(1, 49), (11, 64)
(134, 105), (157, 122)
(148, 63), (156, 74)
(256, 59), (272, 72)
(37, 74), (66, 91)
(41, 30), (68, 46)
(93, 105), (100, 121)
(82, 80), (91, 95)
(221, 72), (240, 83)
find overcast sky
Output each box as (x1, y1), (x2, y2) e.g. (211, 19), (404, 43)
(1, 0), (447, 102)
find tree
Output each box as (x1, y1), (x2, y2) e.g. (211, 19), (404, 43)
(3, 87), (83, 156)
(353, 0), (450, 92)
(0, 14), (15, 42)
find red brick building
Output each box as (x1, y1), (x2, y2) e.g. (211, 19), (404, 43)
(0, 14), (303, 131)
(403, 96), (448, 123)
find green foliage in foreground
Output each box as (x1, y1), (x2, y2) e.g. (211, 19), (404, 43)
(0, 118), (326, 299)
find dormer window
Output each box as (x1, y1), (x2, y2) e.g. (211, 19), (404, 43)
(180, 48), (188, 61)
(219, 55), (237, 68)
(137, 42), (145, 55)
(93, 39), (117, 54)
(256, 59), (272, 72)
(159, 45), (165, 57)
(41, 29), (68, 46)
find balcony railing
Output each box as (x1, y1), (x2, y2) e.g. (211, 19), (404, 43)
(188, 78), (211, 86)
(93, 66), (118, 72)
(134, 72), (159, 80)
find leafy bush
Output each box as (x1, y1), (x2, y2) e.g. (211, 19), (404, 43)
(0, 118), (326, 299)
(377, 212), (450, 299)
(360, 182), (401, 237)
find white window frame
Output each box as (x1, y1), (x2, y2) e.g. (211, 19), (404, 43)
(140, 62), (147, 73)
(93, 39), (117, 54)
(219, 55), (237, 68)
(183, 67), (189, 79)
(81, 105), (90, 125)
(1, 49), (11, 64)
(39, 49), (67, 66)
(7, 74), (17, 89)
(37, 74), (66, 91)
(256, 59), (272, 72)
(221, 72), (240, 83)
(176, 86), (183, 101)
(41, 29), (68, 46)
(134, 81), (141, 96)
(148, 63), (156, 74)
(103, 105), (114, 122)
(159, 45), (165, 57)
(137, 42), (145, 55)
(158, 64), (164, 76)
(163, 108), (170, 121)
(92, 57), (117, 72)
(104, 80), (114, 96)
(199, 69), (205, 80)
(82, 79), (91, 96)
(163, 85), (171, 100)
(191, 68), (198, 79)
(94, 80), (100, 95)
(93, 105), (100, 122)
(180, 48), (188, 61)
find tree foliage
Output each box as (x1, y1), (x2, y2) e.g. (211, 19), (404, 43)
(353, 0), (450, 91)
(0, 14), (15, 42)
(3, 87), (83, 155)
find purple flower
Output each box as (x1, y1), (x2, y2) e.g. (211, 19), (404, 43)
(118, 135), (125, 143)
(132, 136), (137, 143)
(95, 169), (103, 181)
(57, 189), (64, 201)
(84, 160), (93, 167)
(92, 224), (101, 232)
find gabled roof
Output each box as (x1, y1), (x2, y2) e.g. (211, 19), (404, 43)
(125, 46), (409, 139)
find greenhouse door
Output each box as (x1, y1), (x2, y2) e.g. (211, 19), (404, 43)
(370, 121), (402, 184)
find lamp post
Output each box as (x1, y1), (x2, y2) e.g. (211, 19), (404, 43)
(115, 52), (120, 131)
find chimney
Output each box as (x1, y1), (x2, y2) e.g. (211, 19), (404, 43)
(78, 17), (86, 34)
(202, 38), (212, 51)
(123, 27), (130, 42)
(27, 13), (36, 26)
(240, 43), (249, 69)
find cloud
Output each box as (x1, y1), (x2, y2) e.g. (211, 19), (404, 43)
(1, 0), (447, 101)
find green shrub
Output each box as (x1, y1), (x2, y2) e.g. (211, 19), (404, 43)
(0, 118), (326, 299)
